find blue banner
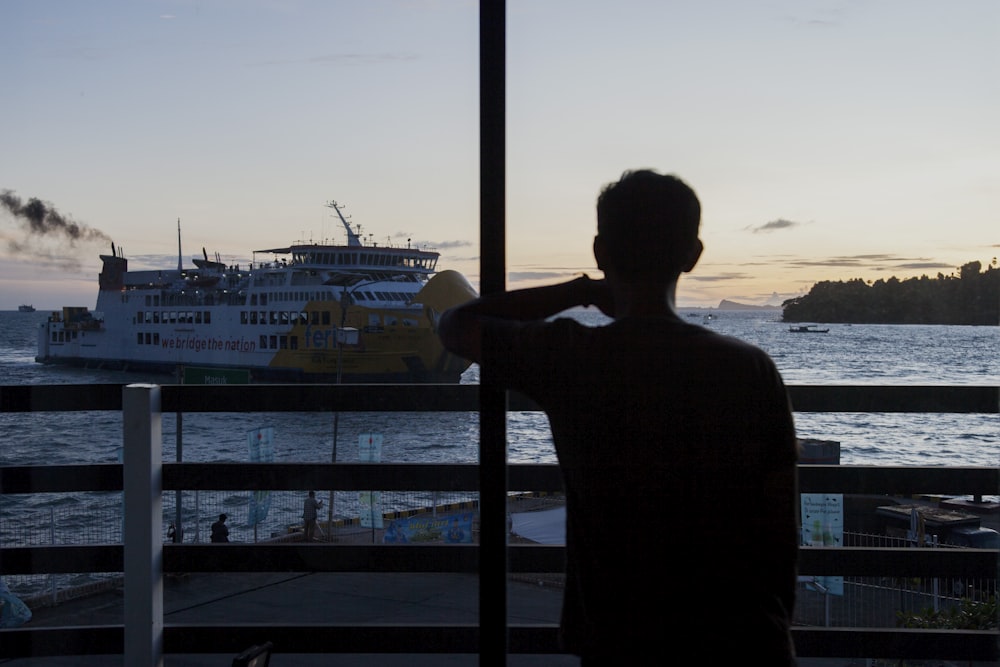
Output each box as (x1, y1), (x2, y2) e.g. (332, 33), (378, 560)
(384, 511), (474, 544)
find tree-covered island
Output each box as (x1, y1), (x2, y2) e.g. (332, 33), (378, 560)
(781, 260), (999, 325)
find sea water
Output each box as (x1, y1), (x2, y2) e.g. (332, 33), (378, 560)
(1, 308), (997, 564)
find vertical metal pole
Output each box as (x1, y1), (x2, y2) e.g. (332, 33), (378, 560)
(329, 292), (349, 539)
(175, 365), (183, 543)
(49, 507), (56, 606)
(124, 384), (163, 667)
(479, 1), (508, 664)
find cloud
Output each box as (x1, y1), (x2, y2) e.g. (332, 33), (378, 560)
(508, 271), (569, 282)
(687, 272), (751, 283)
(421, 239), (474, 250)
(895, 261), (956, 271)
(746, 218), (800, 233)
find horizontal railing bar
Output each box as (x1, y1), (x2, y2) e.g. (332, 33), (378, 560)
(0, 545), (123, 574)
(797, 545), (998, 577)
(787, 385), (1000, 413)
(2, 384), (997, 414)
(168, 544), (482, 573)
(798, 464), (1000, 495)
(163, 463), (485, 492)
(790, 627), (998, 661)
(3, 463), (997, 496)
(2, 544), (994, 579)
(0, 625), (995, 661)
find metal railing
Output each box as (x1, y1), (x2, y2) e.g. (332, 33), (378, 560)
(1, 382), (998, 663)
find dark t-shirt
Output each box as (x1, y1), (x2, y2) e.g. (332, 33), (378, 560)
(485, 315), (799, 662)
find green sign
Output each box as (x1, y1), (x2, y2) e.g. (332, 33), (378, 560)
(182, 366), (250, 385)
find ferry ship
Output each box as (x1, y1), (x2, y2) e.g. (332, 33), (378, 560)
(36, 201), (479, 383)
(18, 304), (36, 312)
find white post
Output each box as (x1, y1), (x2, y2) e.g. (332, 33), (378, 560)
(124, 384), (163, 667)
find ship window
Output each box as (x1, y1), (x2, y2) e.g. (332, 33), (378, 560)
(153, 312), (160, 324)
(290, 335), (298, 350)
(311, 311), (319, 325)
(250, 312), (258, 324)
(153, 333), (159, 345)
(280, 312), (289, 324)
(145, 333), (152, 344)
(196, 312), (203, 324)
(269, 335), (278, 349)
(241, 312), (249, 325)
(137, 333), (142, 345)
(269, 312), (278, 325)
(279, 335), (288, 349)
(204, 312), (211, 324)
(322, 311), (331, 325)
(154, 296), (160, 306)
(260, 335), (267, 349)
(145, 295), (152, 307)
(251, 294), (258, 306)
(259, 311), (266, 324)
(260, 294), (268, 306)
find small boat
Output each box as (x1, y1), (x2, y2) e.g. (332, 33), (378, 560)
(18, 304), (36, 312)
(788, 324), (829, 333)
(36, 200), (479, 383)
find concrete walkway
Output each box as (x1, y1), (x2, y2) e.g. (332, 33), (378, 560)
(9, 570), (578, 666)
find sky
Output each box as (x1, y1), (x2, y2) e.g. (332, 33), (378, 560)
(1, 0), (997, 311)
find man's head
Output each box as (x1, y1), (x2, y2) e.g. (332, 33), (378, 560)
(594, 169), (702, 281)
(219, 513), (227, 522)
(308, 490), (315, 498)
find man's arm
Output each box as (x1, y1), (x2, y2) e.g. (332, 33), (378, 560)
(438, 274), (610, 364)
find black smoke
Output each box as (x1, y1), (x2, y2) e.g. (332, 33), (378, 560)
(1, 190), (110, 246)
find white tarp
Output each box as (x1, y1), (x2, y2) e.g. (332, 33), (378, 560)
(510, 506), (566, 545)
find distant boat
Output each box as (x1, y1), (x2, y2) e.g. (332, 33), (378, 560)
(18, 304), (35, 313)
(789, 324), (829, 333)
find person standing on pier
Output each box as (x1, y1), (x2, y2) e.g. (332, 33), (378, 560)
(438, 169), (800, 665)
(210, 513), (229, 543)
(302, 490), (323, 542)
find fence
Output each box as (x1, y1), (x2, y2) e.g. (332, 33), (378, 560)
(795, 531), (998, 629)
(1, 382), (998, 664)
(2, 488), (485, 602)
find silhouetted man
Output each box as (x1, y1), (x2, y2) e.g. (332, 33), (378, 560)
(439, 169), (799, 664)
